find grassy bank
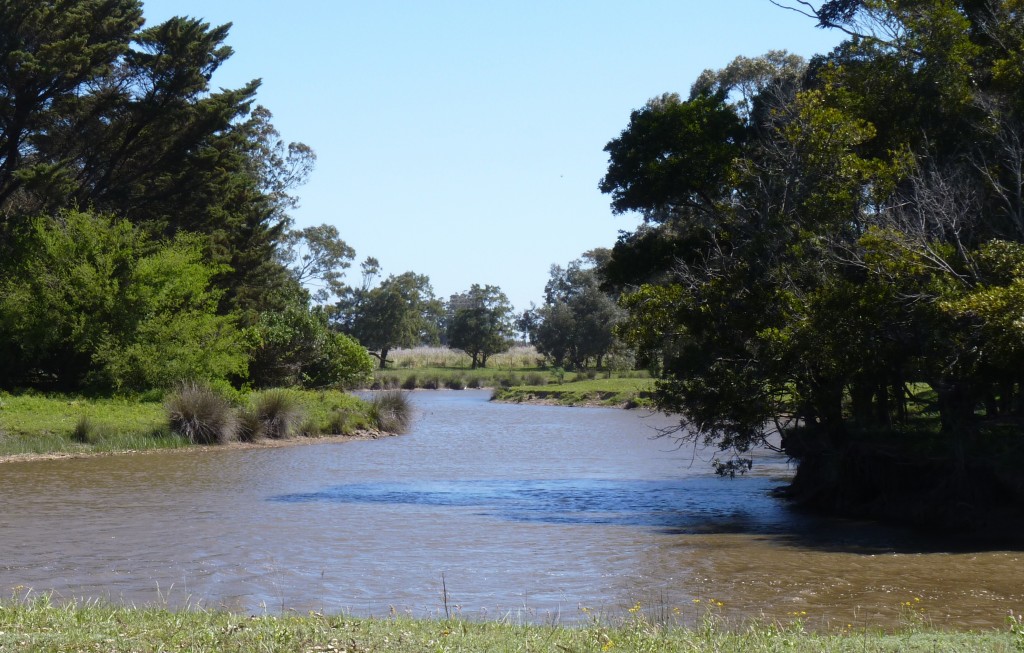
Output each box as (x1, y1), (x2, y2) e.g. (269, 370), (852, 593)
(492, 377), (655, 407)
(0, 389), (395, 460)
(0, 598), (1018, 652)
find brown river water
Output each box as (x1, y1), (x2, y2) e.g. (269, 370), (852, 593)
(0, 389), (1021, 628)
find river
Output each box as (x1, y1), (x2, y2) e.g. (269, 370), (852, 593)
(0, 389), (1020, 628)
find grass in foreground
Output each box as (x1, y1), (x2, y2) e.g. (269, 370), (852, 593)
(0, 598), (1018, 652)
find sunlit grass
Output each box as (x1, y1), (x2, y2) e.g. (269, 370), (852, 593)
(0, 389), (382, 460)
(493, 376), (656, 407)
(0, 597), (1016, 652)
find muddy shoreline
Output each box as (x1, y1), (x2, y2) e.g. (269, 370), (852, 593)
(0, 430), (392, 465)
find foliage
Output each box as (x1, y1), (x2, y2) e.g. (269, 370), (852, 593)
(164, 382), (238, 445)
(600, 4), (1024, 518)
(522, 251), (624, 369)
(248, 305), (374, 389)
(0, 211), (247, 392)
(333, 270), (443, 369)
(278, 223), (354, 303)
(445, 284), (515, 368)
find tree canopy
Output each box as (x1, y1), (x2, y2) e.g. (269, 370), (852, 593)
(0, 0), (374, 394)
(602, 1), (1024, 528)
(333, 271), (443, 369)
(446, 284), (514, 369)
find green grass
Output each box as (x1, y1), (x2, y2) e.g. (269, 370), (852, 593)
(0, 597), (1017, 652)
(0, 389), (381, 460)
(493, 377), (656, 407)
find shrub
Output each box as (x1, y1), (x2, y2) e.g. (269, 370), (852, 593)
(236, 408), (264, 442)
(524, 372), (548, 386)
(327, 409), (350, 434)
(72, 415), (95, 444)
(165, 382), (237, 444)
(298, 417), (322, 437)
(248, 389), (304, 439)
(420, 376), (440, 390)
(445, 377), (466, 390)
(401, 374), (418, 390)
(466, 377), (482, 389)
(368, 391), (411, 433)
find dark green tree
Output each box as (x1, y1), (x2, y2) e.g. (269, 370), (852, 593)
(446, 284), (514, 369)
(334, 271), (442, 369)
(248, 305), (373, 389)
(523, 253), (624, 370)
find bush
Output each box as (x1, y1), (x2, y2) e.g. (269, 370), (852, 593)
(327, 409), (350, 434)
(248, 389), (304, 439)
(368, 391), (411, 433)
(165, 382), (237, 444)
(71, 415), (95, 444)
(236, 409), (264, 442)
(524, 372), (548, 386)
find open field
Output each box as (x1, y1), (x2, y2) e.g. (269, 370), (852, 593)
(0, 598), (1017, 652)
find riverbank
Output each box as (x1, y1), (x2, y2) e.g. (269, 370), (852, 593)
(0, 599), (1017, 652)
(0, 389), (396, 462)
(491, 377), (655, 408)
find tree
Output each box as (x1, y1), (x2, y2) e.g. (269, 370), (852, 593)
(599, 2), (1024, 529)
(0, 0), (144, 221)
(0, 210), (246, 391)
(523, 253), (624, 370)
(445, 284), (514, 369)
(334, 271), (442, 369)
(0, 3), (314, 317)
(278, 223), (355, 303)
(248, 305), (373, 389)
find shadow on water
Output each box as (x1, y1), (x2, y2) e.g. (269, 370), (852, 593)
(271, 477), (1007, 555)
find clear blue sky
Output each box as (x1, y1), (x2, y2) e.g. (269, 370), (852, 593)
(140, 0), (844, 311)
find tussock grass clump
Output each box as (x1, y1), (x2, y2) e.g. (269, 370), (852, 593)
(71, 415), (95, 443)
(369, 390), (411, 433)
(165, 382), (237, 444)
(373, 374), (400, 390)
(524, 372), (548, 386)
(445, 376), (466, 390)
(420, 375), (440, 390)
(401, 373), (418, 390)
(247, 389), (304, 440)
(236, 409), (263, 442)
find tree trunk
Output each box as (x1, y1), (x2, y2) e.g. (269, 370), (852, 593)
(378, 347), (390, 369)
